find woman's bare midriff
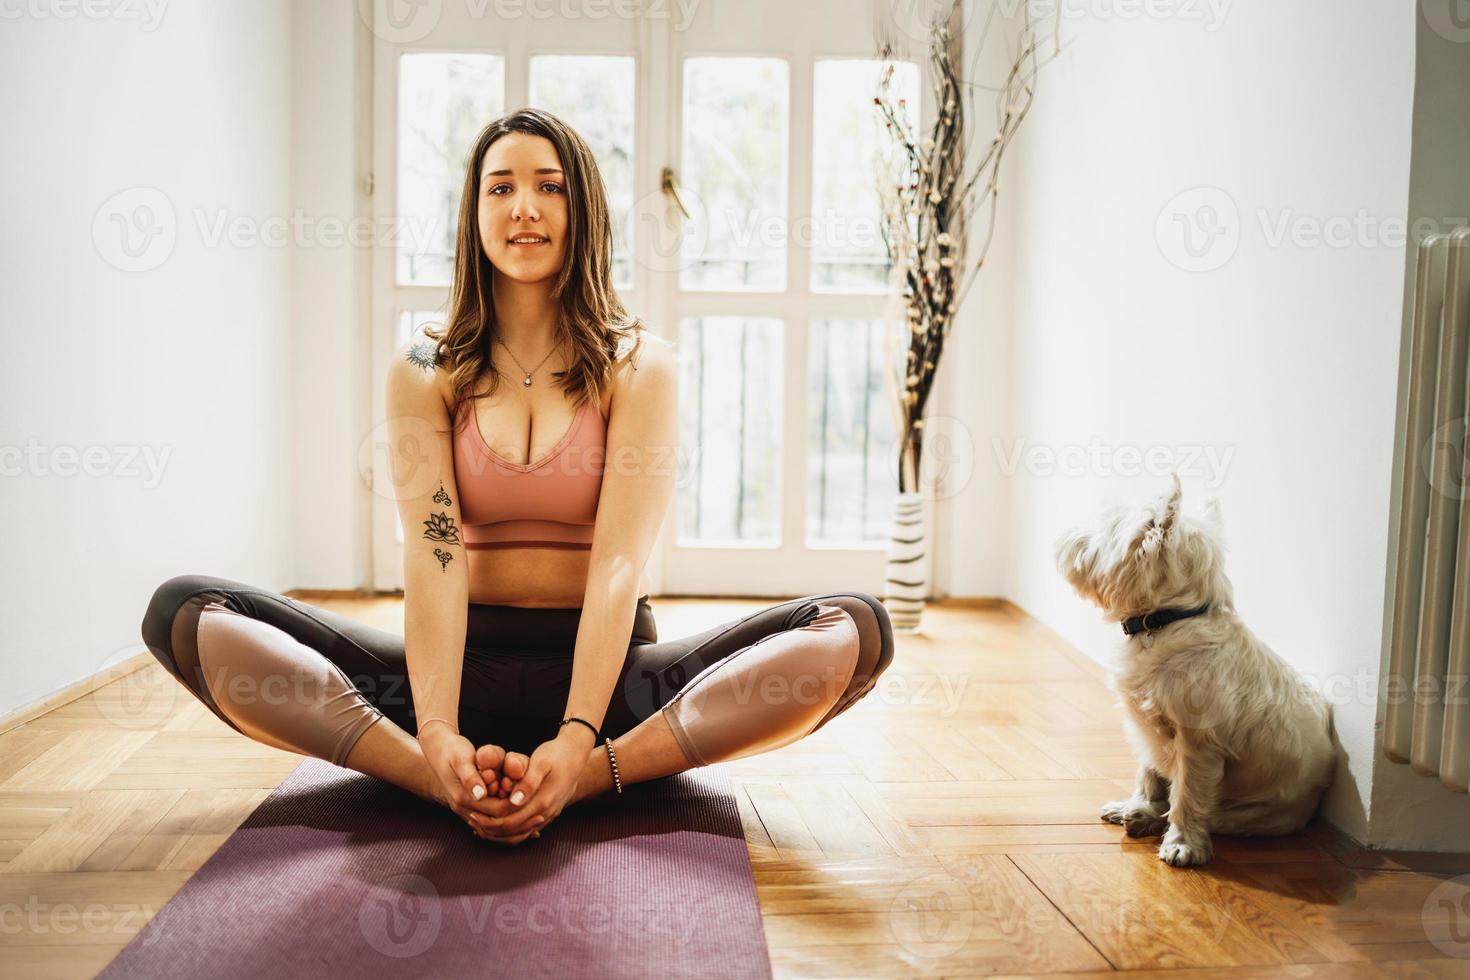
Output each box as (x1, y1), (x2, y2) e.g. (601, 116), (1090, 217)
(466, 546), (651, 608)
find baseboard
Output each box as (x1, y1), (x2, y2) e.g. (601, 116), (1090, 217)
(1309, 815), (1470, 870)
(282, 588), (385, 600)
(0, 649), (156, 737)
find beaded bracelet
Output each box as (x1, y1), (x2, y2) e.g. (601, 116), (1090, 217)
(605, 737), (623, 794)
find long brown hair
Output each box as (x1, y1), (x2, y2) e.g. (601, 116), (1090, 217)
(424, 107), (644, 426)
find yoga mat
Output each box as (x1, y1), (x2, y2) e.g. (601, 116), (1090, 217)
(99, 758), (773, 979)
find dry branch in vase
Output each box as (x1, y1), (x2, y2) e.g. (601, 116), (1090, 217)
(875, 2), (1054, 493)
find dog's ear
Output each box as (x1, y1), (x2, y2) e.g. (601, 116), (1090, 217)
(1156, 472), (1182, 534)
(1128, 473), (1183, 559)
(1054, 526), (1090, 581)
(1201, 494), (1223, 530)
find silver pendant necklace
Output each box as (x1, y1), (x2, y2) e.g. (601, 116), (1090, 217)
(495, 336), (560, 388)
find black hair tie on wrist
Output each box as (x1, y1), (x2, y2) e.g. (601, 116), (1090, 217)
(561, 716), (600, 740)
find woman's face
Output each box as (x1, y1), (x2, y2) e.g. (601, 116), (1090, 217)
(477, 132), (570, 284)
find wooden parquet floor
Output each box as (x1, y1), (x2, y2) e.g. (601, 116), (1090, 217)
(2, 595), (1468, 978)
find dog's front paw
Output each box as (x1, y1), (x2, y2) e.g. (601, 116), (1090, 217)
(1102, 799), (1167, 836)
(1124, 810), (1168, 838)
(1157, 829), (1212, 867)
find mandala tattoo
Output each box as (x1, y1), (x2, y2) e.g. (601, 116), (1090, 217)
(432, 482), (452, 506)
(405, 342), (438, 372)
(433, 548), (453, 572)
(422, 511), (461, 545)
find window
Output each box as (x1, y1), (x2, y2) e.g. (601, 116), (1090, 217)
(677, 316), (785, 545)
(812, 59), (920, 291)
(530, 55), (637, 289)
(680, 57), (790, 291)
(807, 318), (898, 544)
(396, 53), (505, 286)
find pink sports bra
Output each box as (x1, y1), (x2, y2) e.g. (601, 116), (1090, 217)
(451, 396), (606, 550)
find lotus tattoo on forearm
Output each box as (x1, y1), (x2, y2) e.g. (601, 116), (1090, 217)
(422, 512), (461, 545)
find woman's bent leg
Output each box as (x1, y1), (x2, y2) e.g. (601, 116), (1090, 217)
(193, 601), (385, 765)
(583, 592), (893, 791)
(658, 602), (860, 766)
(140, 574), (435, 796)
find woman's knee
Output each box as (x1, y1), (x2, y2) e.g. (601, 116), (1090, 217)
(816, 592), (894, 690)
(141, 573), (251, 680)
(802, 593), (894, 731)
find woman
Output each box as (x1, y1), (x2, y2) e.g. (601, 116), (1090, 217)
(140, 108), (894, 847)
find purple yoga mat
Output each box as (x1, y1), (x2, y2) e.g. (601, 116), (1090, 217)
(99, 758), (773, 979)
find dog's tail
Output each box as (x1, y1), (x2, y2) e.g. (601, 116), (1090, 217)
(1319, 699), (1341, 789)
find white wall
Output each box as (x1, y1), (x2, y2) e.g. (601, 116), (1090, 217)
(289, 0), (374, 589)
(0, 1), (294, 719)
(987, 1), (1420, 842)
(932, 2), (1020, 601)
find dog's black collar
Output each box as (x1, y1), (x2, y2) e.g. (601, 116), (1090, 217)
(1121, 603), (1211, 636)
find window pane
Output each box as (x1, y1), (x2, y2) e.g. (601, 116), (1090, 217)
(812, 59), (920, 291)
(680, 58), (789, 291)
(397, 310), (445, 347)
(807, 319), (898, 544)
(397, 53), (505, 286)
(677, 317), (784, 545)
(529, 55), (636, 291)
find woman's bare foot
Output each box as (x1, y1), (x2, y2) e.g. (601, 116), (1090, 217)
(564, 713), (696, 806)
(475, 744), (531, 799)
(407, 740), (536, 845)
(568, 744), (613, 805)
(470, 744), (539, 844)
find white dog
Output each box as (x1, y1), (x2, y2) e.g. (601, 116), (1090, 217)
(1053, 474), (1335, 867)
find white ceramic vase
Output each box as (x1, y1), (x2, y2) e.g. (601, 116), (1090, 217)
(882, 490), (928, 633)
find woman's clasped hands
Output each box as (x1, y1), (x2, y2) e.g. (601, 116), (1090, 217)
(469, 725), (596, 844)
(417, 724), (538, 844)
(418, 720), (595, 846)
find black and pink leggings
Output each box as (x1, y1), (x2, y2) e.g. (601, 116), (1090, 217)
(140, 575), (894, 769)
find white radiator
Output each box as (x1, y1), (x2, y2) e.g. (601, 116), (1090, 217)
(1386, 226), (1470, 793)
